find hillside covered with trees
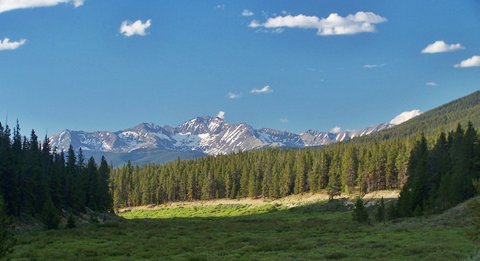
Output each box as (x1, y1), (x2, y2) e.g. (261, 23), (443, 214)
(111, 91), (480, 212)
(360, 91), (480, 141)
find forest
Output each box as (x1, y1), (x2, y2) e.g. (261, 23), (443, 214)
(111, 121), (480, 217)
(0, 122), (112, 228)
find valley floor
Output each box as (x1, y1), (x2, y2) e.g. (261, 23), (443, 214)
(9, 195), (479, 261)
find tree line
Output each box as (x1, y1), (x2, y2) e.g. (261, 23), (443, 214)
(396, 123), (480, 217)
(111, 135), (417, 208)
(0, 122), (112, 223)
(111, 122), (480, 212)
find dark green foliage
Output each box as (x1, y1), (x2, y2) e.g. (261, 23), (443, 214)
(397, 123), (480, 217)
(352, 198), (369, 223)
(469, 179), (480, 241)
(0, 121), (112, 227)
(66, 213), (76, 229)
(0, 197), (15, 258)
(375, 197), (385, 223)
(387, 202), (397, 220)
(40, 198), (60, 229)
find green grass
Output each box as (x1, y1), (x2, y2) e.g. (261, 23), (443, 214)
(10, 201), (478, 260)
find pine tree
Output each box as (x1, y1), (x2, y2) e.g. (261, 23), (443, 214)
(66, 212), (76, 229)
(40, 198), (60, 230)
(386, 202), (397, 220)
(85, 157), (98, 210)
(342, 147), (358, 193)
(352, 197), (369, 223)
(97, 156), (112, 212)
(375, 197), (385, 223)
(397, 135), (429, 217)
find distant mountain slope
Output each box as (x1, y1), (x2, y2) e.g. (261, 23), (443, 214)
(361, 90), (480, 141)
(50, 116), (402, 166)
(82, 150), (205, 167)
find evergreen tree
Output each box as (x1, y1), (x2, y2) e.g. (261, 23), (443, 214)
(397, 135), (429, 217)
(40, 198), (60, 230)
(386, 202), (397, 220)
(352, 198), (369, 223)
(342, 147), (358, 193)
(66, 213), (76, 229)
(375, 197), (385, 223)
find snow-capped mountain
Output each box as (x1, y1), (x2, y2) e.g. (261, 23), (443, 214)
(50, 116), (396, 156)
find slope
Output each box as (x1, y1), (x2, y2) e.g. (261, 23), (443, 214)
(359, 90), (480, 141)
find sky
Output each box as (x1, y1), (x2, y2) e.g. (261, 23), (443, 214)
(0, 0), (479, 136)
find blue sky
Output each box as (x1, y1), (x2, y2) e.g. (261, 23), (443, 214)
(0, 0), (479, 136)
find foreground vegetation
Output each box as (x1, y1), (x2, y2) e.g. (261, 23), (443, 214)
(10, 199), (478, 260)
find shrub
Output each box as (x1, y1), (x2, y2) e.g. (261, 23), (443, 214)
(0, 197), (15, 258)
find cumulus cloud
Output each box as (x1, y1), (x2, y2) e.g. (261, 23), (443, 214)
(280, 118), (289, 123)
(421, 40), (464, 54)
(426, 82), (438, 87)
(330, 126), (341, 133)
(454, 55), (480, 68)
(227, 92), (241, 99)
(215, 4), (225, 10)
(217, 111), (225, 119)
(242, 9), (254, 16)
(390, 109), (422, 125)
(250, 85), (273, 94)
(0, 38), (26, 51)
(120, 19), (152, 37)
(0, 0), (84, 13)
(363, 64), (385, 69)
(249, 11), (387, 36)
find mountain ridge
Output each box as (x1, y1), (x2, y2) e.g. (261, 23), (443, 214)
(49, 115), (409, 161)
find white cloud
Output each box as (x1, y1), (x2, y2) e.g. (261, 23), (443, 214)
(426, 82), (438, 87)
(363, 64), (385, 69)
(215, 4), (225, 10)
(73, 0), (84, 7)
(0, 0), (84, 13)
(330, 126), (341, 133)
(249, 11), (387, 36)
(280, 118), (289, 123)
(120, 19), (152, 37)
(390, 109), (422, 125)
(242, 9), (254, 17)
(217, 111), (225, 119)
(421, 40), (464, 54)
(227, 92), (241, 99)
(454, 55), (480, 68)
(0, 38), (26, 51)
(250, 85), (273, 94)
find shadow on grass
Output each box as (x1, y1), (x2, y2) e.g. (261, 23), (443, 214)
(10, 199), (477, 260)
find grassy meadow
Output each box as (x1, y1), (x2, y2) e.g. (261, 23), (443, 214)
(10, 199), (479, 260)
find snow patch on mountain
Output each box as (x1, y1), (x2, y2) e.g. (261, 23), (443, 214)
(390, 109), (422, 125)
(50, 116), (398, 156)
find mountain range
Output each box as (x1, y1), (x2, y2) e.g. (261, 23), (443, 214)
(49, 111), (420, 166)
